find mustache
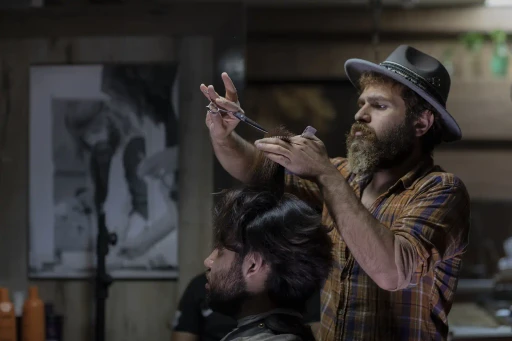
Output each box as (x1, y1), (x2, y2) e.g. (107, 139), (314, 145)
(347, 123), (377, 141)
(350, 122), (375, 136)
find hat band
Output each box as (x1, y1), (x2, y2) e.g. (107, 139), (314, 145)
(379, 61), (446, 106)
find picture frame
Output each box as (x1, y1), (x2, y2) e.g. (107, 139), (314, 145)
(28, 63), (180, 279)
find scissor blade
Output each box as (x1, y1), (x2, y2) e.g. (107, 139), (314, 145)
(232, 112), (268, 134)
(245, 122), (268, 134)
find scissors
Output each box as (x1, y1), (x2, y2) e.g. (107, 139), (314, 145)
(204, 92), (268, 134)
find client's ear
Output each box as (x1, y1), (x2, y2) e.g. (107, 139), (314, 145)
(243, 252), (270, 292)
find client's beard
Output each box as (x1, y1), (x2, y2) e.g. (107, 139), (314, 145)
(206, 258), (250, 317)
(346, 118), (416, 175)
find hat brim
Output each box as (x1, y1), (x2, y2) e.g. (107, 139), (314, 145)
(344, 58), (461, 142)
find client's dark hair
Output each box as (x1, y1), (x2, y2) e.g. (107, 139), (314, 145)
(212, 127), (334, 313)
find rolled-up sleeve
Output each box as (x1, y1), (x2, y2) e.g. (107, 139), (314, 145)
(390, 175), (470, 290)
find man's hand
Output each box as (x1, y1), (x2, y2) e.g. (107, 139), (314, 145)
(117, 238), (150, 260)
(137, 147), (177, 179)
(254, 134), (336, 180)
(200, 72), (243, 141)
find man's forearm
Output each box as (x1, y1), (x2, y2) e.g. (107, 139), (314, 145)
(211, 132), (257, 183)
(137, 210), (176, 249)
(316, 169), (400, 290)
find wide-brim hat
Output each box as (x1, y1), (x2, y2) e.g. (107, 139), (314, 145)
(344, 45), (461, 142)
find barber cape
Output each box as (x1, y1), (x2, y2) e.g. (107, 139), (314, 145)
(220, 309), (314, 341)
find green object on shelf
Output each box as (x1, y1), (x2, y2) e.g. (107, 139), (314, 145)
(461, 32), (485, 76)
(490, 30), (509, 77)
(490, 48), (509, 77)
(461, 32), (485, 52)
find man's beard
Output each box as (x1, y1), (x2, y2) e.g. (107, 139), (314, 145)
(206, 256), (249, 317)
(346, 117), (416, 175)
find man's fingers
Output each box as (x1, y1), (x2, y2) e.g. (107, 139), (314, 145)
(207, 85), (221, 101)
(254, 139), (292, 158)
(263, 152), (291, 167)
(288, 136), (308, 145)
(200, 84), (211, 101)
(288, 135), (323, 149)
(201, 72), (239, 103)
(207, 110), (224, 129)
(201, 84), (220, 102)
(256, 137), (293, 148)
(303, 133), (321, 143)
(221, 72), (239, 103)
(216, 97), (242, 113)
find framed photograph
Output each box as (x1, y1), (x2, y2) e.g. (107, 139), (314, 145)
(29, 63), (180, 279)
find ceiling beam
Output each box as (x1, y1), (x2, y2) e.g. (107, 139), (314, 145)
(0, 3), (245, 38)
(244, 0), (485, 7)
(248, 6), (512, 35)
(0, 2), (508, 38)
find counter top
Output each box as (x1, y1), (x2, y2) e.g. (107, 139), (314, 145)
(449, 302), (512, 340)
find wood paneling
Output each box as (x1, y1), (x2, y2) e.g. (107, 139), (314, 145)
(0, 3), (244, 38)
(447, 80), (512, 141)
(248, 6), (512, 35)
(434, 150), (512, 200)
(247, 41), (461, 78)
(0, 36), (214, 341)
(5, 4), (510, 40)
(247, 40), (508, 79)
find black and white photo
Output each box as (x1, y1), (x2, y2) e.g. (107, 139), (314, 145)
(29, 63), (179, 279)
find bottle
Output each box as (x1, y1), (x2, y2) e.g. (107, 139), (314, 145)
(0, 287), (17, 341)
(44, 304), (61, 341)
(12, 291), (25, 341)
(22, 287), (45, 341)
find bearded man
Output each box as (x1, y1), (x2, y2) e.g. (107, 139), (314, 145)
(200, 45), (471, 341)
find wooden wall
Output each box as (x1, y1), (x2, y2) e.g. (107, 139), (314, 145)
(0, 35), (214, 341)
(247, 6), (512, 36)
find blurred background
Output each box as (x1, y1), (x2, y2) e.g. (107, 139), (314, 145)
(1, 0), (512, 340)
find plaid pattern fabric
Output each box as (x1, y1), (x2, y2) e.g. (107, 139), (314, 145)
(285, 156), (470, 341)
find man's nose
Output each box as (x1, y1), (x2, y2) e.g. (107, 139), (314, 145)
(203, 249), (216, 268)
(354, 106), (370, 123)
(203, 255), (212, 268)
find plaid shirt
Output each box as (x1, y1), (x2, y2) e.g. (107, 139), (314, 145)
(285, 156), (470, 341)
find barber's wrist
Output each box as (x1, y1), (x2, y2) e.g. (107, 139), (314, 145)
(315, 164), (341, 187)
(211, 132), (236, 148)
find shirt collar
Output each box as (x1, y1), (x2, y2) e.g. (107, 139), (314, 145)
(395, 155), (435, 191)
(353, 155), (435, 195)
(237, 308), (303, 328)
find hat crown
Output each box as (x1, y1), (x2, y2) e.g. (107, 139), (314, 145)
(382, 45), (450, 104)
